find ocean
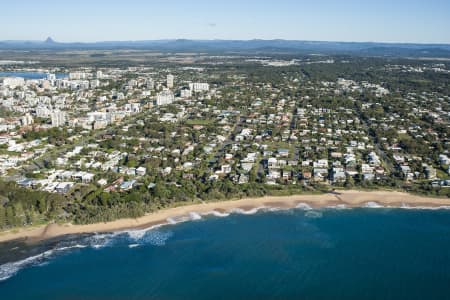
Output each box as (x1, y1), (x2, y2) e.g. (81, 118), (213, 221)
(1, 207), (450, 299)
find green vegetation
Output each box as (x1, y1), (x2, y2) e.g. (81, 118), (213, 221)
(185, 119), (215, 126)
(0, 181), (65, 229)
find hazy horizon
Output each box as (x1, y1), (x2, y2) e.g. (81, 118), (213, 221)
(2, 37), (450, 46)
(1, 0), (450, 44)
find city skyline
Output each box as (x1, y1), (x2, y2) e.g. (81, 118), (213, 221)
(1, 0), (450, 44)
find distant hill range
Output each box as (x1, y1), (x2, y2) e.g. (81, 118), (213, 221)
(1, 38), (449, 57)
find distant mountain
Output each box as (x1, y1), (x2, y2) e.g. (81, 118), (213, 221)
(44, 37), (56, 44)
(0, 38), (449, 57)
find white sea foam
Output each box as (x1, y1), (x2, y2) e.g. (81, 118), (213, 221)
(295, 203), (313, 210)
(0, 244), (88, 282)
(166, 216), (191, 225)
(365, 201), (384, 208)
(265, 207), (286, 212)
(125, 229), (149, 241)
(115, 225), (174, 246)
(400, 204), (450, 210)
(0, 253), (46, 282)
(305, 211), (323, 219)
(0, 235), (122, 282)
(189, 212), (203, 220)
(166, 217), (178, 225)
(326, 204), (349, 210)
(230, 206), (266, 215)
(139, 230), (173, 246)
(84, 232), (118, 249)
(161, 212), (203, 225)
(128, 244), (140, 248)
(119, 223), (166, 241)
(53, 244), (87, 252)
(204, 210), (230, 218)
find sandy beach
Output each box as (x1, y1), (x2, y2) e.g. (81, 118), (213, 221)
(0, 190), (449, 243)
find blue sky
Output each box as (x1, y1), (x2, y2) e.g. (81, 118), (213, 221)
(2, 0), (450, 43)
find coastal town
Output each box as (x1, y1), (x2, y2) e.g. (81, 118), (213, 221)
(3, 0), (450, 297)
(0, 53), (449, 226)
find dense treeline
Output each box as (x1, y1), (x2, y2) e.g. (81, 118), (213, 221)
(22, 127), (83, 146)
(0, 176), (283, 229)
(2, 174), (450, 231)
(66, 178), (269, 225)
(0, 181), (66, 229)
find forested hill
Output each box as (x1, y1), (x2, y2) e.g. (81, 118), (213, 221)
(1, 39), (449, 57)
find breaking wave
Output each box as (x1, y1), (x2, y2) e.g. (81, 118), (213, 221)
(166, 211), (206, 225)
(0, 228), (173, 282)
(305, 211), (323, 219)
(326, 204), (349, 210)
(365, 202), (384, 208)
(230, 207), (267, 215)
(189, 212), (203, 220)
(399, 204), (450, 210)
(127, 230), (173, 247)
(295, 203), (313, 210)
(264, 207), (287, 212)
(0, 244), (87, 282)
(204, 210), (230, 218)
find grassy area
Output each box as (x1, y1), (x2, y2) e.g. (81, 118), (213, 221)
(0, 149), (21, 156)
(185, 119), (215, 126)
(437, 169), (450, 180)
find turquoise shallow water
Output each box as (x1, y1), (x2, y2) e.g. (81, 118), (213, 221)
(1, 208), (450, 299)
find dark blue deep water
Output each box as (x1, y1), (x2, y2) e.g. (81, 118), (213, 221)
(1, 208), (450, 299)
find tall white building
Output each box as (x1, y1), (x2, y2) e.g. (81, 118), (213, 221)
(51, 110), (66, 127)
(69, 72), (88, 80)
(36, 106), (52, 118)
(180, 88), (192, 98)
(166, 74), (174, 89)
(21, 113), (34, 126)
(90, 79), (100, 88)
(125, 103), (141, 114)
(2, 77), (25, 88)
(146, 78), (155, 90)
(156, 90), (175, 106)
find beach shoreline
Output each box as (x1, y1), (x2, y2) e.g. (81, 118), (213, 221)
(1, 190), (449, 244)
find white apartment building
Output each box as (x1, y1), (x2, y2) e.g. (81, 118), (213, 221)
(36, 106), (52, 118)
(51, 110), (66, 127)
(125, 103), (141, 114)
(156, 90), (175, 106)
(189, 82), (209, 92)
(21, 113), (34, 126)
(69, 72), (88, 80)
(2, 77), (25, 88)
(180, 88), (192, 98)
(167, 74), (174, 89)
